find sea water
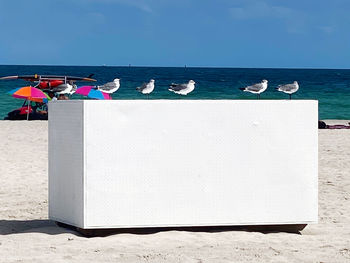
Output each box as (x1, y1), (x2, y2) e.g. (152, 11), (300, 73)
(0, 65), (350, 119)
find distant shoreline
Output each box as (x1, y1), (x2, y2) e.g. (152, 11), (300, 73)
(0, 64), (349, 70)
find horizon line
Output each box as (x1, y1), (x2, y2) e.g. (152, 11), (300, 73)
(0, 64), (349, 70)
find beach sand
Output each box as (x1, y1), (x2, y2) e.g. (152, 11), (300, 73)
(0, 121), (350, 262)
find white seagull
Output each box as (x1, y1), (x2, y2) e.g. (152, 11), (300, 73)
(97, 78), (120, 94)
(168, 80), (195, 95)
(276, 81), (299, 99)
(136, 79), (155, 98)
(239, 79), (268, 99)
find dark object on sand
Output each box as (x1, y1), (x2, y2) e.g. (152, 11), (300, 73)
(318, 120), (350, 129)
(318, 121), (327, 129)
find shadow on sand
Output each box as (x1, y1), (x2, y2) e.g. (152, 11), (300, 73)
(0, 219), (74, 235)
(0, 219), (306, 237)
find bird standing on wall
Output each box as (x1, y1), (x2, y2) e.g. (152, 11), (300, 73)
(239, 79), (268, 99)
(97, 78), (120, 94)
(168, 80), (195, 95)
(276, 81), (299, 99)
(136, 79), (155, 99)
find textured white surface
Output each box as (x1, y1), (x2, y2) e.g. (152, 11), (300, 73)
(48, 101), (84, 227)
(49, 100), (318, 229)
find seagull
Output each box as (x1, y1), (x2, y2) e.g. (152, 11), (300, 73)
(168, 80), (195, 95)
(97, 78), (120, 94)
(136, 79), (155, 99)
(239, 79), (268, 99)
(276, 81), (299, 99)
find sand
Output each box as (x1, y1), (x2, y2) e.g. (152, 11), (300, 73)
(0, 121), (350, 262)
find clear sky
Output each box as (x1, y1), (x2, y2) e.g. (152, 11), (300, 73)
(0, 0), (349, 68)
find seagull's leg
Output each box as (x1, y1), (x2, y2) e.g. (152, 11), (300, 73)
(257, 94), (260, 99)
(289, 94), (292, 100)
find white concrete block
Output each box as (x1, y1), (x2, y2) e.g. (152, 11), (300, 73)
(49, 100), (318, 229)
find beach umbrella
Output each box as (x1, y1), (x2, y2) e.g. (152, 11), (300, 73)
(8, 86), (50, 102)
(8, 86), (50, 120)
(75, 86), (111, 100)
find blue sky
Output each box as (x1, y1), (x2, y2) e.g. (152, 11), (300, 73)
(0, 0), (349, 68)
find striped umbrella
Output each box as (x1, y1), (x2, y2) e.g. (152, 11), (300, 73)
(8, 86), (50, 102)
(8, 86), (50, 120)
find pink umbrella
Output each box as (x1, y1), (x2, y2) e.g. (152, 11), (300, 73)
(75, 86), (111, 100)
(10, 86), (49, 102)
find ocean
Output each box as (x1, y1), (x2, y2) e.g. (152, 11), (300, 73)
(1, 65), (350, 119)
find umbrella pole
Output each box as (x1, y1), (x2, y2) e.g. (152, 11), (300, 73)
(27, 100), (29, 121)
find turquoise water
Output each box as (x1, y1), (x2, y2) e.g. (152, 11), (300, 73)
(1, 65), (350, 119)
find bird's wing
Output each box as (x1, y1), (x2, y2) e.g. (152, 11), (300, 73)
(278, 84), (296, 91)
(98, 81), (117, 90)
(246, 83), (263, 92)
(51, 84), (68, 92)
(136, 83), (147, 90)
(169, 83), (187, 91)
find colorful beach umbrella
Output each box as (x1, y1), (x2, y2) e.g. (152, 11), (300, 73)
(75, 86), (111, 100)
(8, 86), (50, 120)
(8, 86), (50, 103)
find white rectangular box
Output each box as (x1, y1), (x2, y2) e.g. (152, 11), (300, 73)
(49, 100), (318, 229)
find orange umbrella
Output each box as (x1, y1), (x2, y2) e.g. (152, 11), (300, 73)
(9, 86), (49, 102)
(8, 86), (50, 120)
